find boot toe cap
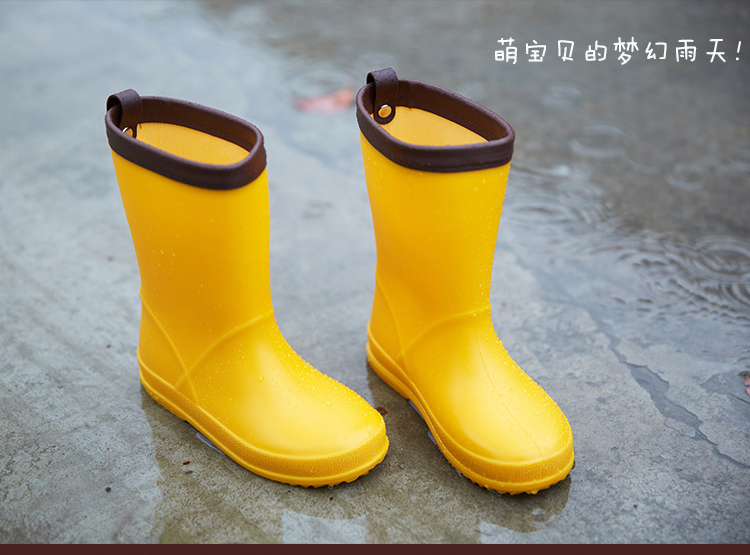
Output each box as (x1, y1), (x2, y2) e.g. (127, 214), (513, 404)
(434, 397), (574, 494)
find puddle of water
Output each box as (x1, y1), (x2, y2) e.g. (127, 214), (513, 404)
(503, 173), (607, 237)
(666, 163), (705, 191)
(728, 148), (750, 170)
(510, 161), (583, 182)
(683, 236), (750, 285)
(580, 232), (750, 334)
(569, 122), (634, 159)
(502, 191), (607, 236)
(595, 233), (750, 315)
(541, 83), (583, 110)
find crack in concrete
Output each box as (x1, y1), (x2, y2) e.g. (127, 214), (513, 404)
(628, 365), (702, 430)
(627, 363), (749, 470)
(600, 325), (750, 471)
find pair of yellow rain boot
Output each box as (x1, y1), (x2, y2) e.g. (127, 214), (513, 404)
(104, 68), (573, 494)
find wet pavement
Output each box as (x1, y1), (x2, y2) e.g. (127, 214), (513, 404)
(1, 0), (749, 544)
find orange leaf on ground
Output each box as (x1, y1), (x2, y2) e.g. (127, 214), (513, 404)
(294, 87), (353, 113)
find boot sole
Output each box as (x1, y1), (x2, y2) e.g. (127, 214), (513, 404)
(366, 331), (573, 495)
(139, 356), (388, 488)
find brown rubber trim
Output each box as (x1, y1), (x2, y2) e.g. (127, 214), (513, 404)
(105, 90), (266, 190)
(356, 70), (515, 173)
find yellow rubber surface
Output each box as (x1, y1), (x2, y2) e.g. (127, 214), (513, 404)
(359, 107), (573, 494)
(110, 118), (387, 486)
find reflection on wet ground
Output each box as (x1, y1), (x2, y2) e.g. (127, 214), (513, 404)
(0, 0), (748, 544)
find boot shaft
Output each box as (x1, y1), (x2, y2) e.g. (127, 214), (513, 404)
(360, 135), (510, 315)
(106, 91), (274, 365)
(356, 70), (515, 340)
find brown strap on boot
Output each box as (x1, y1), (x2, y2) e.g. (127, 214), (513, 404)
(367, 68), (398, 124)
(106, 89), (142, 138)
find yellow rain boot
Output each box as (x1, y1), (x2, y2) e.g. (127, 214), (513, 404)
(355, 69), (573, 494)
(105, 90), (387, 487)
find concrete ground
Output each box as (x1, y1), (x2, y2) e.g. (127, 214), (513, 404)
(1, 0), (749, 544)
